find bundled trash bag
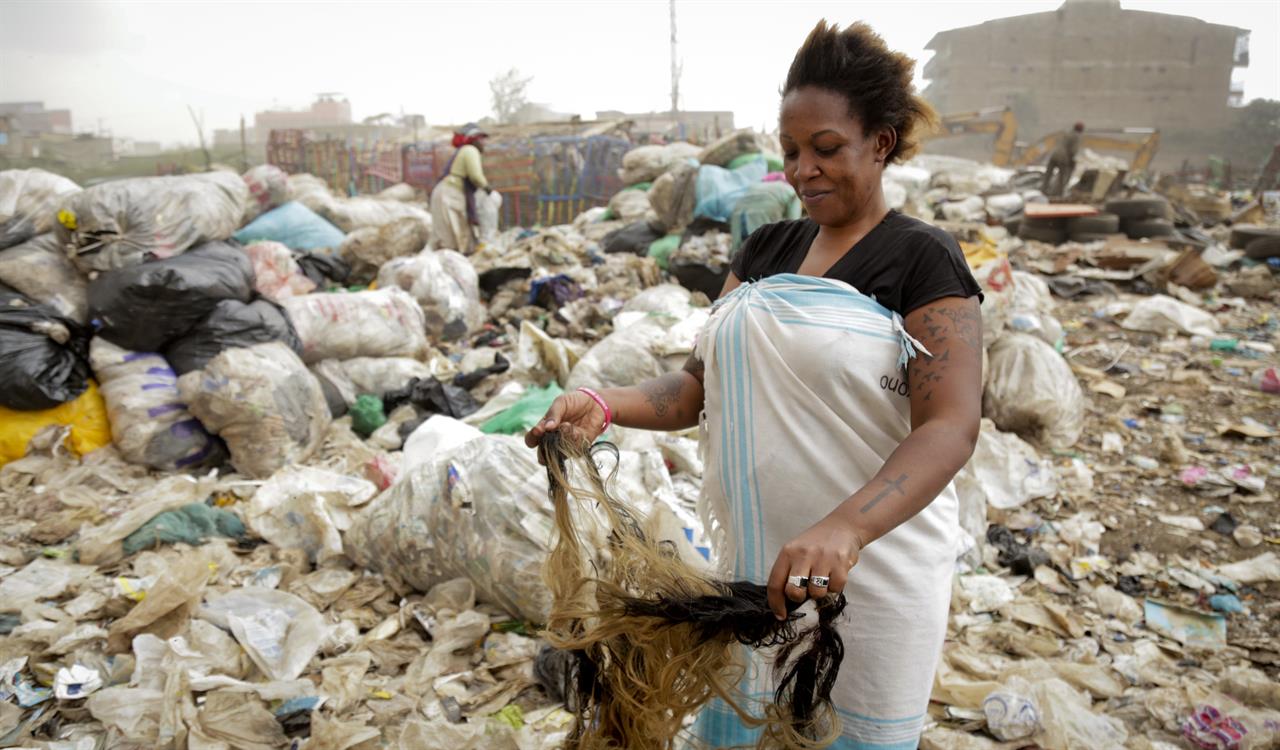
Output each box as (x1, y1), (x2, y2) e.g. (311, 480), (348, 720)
(618, 142), (701, 185)
(375, 249), (483, 342)
(983, 333), (1084, 449)
(0, 288), (92, 410)
(281, 287), (429, 363)
(384, 376), (479, 419)
(694, 157), (769, 223)
(476, 188), (503, 245)
(339, 216), (430, 282)
(647, 162), (698, 233)
(239, 240), (316, 300)
(90, 337), (224, 471)
(480, 383), (563, 435)
(698, 129), (772, 168)
(0, 381), (110, 467)
(602, 220), (666, 256)
(0, 168), (81, 250)
(293, 249), (350, 287)
(163, 297), (303, 375)
(87, 240), (255, 353)
(240, 164), (290, 224)
(233, 201), (345, 252)
(178, 342), (330, 478)
(346, 434), (555, 621)
(0, 233), (89, 322)
(607, 189), (651, 224)
(566, 316), (675, 390)
(58, 171), (248, 272)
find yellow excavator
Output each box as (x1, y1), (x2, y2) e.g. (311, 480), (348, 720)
(1012, 127), (1161, 172)
(927, 108), (1161, 171)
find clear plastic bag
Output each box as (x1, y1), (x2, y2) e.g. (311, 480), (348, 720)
(0, 233), (88, 322)
(240, 240), (316, 300)
(282, 287), (429, 362)
(240, 163), (290, 224)
(339, 216), (430, 281)
(0, 168), (81, 250)
(983, 333), (1084, 449)
(178, 342), (330, 478)
(246, 466), (377, 564)
(375, 251), (483, 343)
(199, 588), (327, 682)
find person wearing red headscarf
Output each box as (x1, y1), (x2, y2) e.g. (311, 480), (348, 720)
(431, 122), (492, 254)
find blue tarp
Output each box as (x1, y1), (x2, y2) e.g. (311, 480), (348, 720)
(233, 201), (345, 251)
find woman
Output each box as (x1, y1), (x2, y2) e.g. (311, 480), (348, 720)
(431, 122), (492, 254)
(527, 21), (982, 749)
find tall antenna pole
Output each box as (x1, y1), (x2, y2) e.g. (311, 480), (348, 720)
(669, 0), (680, 115)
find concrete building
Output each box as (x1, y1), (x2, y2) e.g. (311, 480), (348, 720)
(595, 110), (734, 144)
(922, 0), (1249, 163)
(0, 102), (73, 136)
(253, 94), (353, 140)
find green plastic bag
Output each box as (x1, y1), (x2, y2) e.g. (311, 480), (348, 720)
(480, 383), (564, 435)
(620, 181), (653, 193)
(122, 502), (246, 556)
(350, 394), (387, 438)
(647, 234), (681, 271)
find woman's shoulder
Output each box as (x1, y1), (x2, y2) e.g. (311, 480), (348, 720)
(882, 211), (961, 252)
(752, 218), (818, 247)
(732, 219), (815, 280)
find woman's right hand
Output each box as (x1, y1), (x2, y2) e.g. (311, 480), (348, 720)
(524, 390), (607, 450)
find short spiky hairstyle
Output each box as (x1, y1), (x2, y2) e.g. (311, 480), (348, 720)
(783, 20), (937, 164)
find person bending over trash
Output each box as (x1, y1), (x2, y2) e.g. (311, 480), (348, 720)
(431, 122), (493, 254)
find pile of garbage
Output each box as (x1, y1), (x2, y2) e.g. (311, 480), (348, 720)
(0, 145), (1277, 750)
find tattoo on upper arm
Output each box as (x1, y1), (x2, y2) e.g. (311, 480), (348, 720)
(641, 373), (685, 418)
(860, 473), (908, 513)
(909, 302), (982, 402)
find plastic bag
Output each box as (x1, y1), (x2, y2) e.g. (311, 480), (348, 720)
(384, 377), (479, 419)
(246, 466), (377, 564)
(698, 129), (771, 168)
(163, 297), (303, 375)
(199, 588), (327, 681)
(178, 342), (330, 478)
(59, 171), (248, 272)
(694, 158), (769, 223)
(0, 233), (88, 322)
(480, 383), (564, 435)
(339, 356), (435, 399)
(648, 162), (698, 232)
(1122, 294), (1220, 338)
(89, 337), (223, 471)
(984, 333), (1084, 449)
(346, 434), (555, 621)
(339, 216), (430, 281)
(476, 188), (503, 245)
(955, 419), (1058, 514)
(233, 201), (346, 252)
(0, 168), (81, 250)
(602, 220), (665, 255)
(618, 142), (701, 185)
(240, 240), (316, 300)
(401, 416), (484, 476)
(282, 287), (429, 363)
(0, 290), (92, 410)
(376, 250), (483, 343)
(240, 164), (290, 224)
(608, 189), (651, 224)
(0, 380), (110, 466)
(87, 240), (255, 353)
(566, 316), (680, 390)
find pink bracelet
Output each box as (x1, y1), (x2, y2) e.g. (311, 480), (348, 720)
(576, 387), (612, 432)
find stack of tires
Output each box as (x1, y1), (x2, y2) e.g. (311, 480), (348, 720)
(1228, 225), (1280, 260)
(1017, 212), (1122, 245)
(1105, 197), (1176, 240)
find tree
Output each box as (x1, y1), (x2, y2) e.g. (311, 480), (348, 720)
(490, 68), (533, 125)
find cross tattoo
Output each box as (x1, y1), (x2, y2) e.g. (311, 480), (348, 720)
(860, 473), (908, 514)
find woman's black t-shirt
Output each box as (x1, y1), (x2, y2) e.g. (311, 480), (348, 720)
(729, 211), (983, 316)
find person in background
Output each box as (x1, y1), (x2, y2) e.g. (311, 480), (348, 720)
(528, 19), (983, 749)
(1042, 121), (1084, 197)
(431, 122), (492, 254)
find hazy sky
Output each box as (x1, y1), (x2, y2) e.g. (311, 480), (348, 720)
(1, 0), (1276, 146)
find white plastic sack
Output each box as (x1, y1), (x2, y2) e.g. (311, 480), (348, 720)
(1007, 270), (1064, 347)
(618, 142), (701, 185)
(476, 188), (503, 245)
(340, 357), (435, 397)
(339, 216), (430, 280)
(401, 416), (484, 477)
(1121, 294), (1220, 338)
(290, 173), (432, 234)
(985, 193), (1025, 221)
(566, 316), (675, 390)
(941, 195), (986, 223)
(955, 419), (1058, 531)
(375, 250), (482, 343)
(199, 588), (327, 682)
(240, 240), (316, 300)
(346, 434), (554, 621)
(621, 283), (695, 318)
(0, 233), (88, 322)
(984, 333), (1084, 449)
(178, 342), (330, 478)
(89, 337), (222, 471)
(282, 287), (429, 362)
(0, 168), (81, 250)
(247, 467), (377, 564)
(973, 257), (1016, 344)
(59, 172), (249, 272)
(608, 189), (651, 223)
(241, 164), (290, 224)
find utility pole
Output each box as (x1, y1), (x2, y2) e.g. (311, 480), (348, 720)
(239, 115), (248, 171)
(669, 0), (680, 116)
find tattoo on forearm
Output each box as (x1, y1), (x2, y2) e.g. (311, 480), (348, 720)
(860, 473), (908, 513)
(641, 374), (685, 418)
(909, 302), (982, 402)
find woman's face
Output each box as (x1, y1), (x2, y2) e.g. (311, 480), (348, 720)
(779, 86), (892, 228)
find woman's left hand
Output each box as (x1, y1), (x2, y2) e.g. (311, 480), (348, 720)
(766, 514), (864, 619)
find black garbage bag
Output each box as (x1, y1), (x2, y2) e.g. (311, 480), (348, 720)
(478, 266), (532, 296)
(985, 525), (1051, 576)
(671, 260), (730, 300)
(293, 250), (350, 287)
(383, 376), (479, 419)
(87, 240), (254, 352)
(163, 297), (303, 375)
(601, 219), (665, 256)
(0, 289), (92, 410)
(453, 352), (510, 391)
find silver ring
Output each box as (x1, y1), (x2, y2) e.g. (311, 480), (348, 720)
(810, 576), (830, 588)
(786, 575), (808, 589)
